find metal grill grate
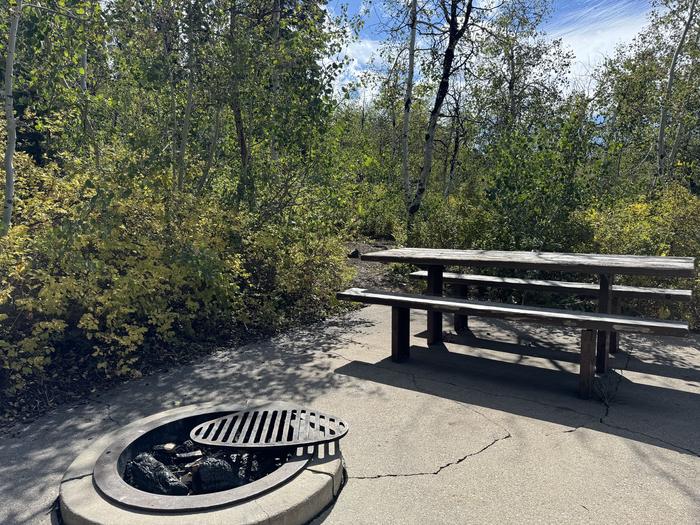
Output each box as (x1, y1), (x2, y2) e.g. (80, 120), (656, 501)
(189, 404), (348, 449)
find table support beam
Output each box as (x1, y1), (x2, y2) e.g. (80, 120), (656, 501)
(453, 283), (469, 333)
(609, 297), (620, 354)
(392, 307), (410, 362)
(426, 265), (444, 344)
(597, 273), (614, 372)
(580, 329), (596, 399)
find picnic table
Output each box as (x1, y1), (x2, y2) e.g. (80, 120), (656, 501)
(361, 248), (696, 372)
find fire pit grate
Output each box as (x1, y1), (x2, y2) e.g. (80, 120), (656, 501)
(190, 404), (348, 449)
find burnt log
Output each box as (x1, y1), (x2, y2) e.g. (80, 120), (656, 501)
(125, 453), (189, 496)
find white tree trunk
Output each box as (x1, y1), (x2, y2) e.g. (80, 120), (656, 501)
(657, 0), (697, 184)
(400, 0), (418, 204)
(2, 0), (22, 235)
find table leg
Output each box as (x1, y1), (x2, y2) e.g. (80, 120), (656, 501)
(609, 297), (620, 354)
(597, 273), (613, 373)
(427, 265), (444, 345)
(453, 283), (469, 333)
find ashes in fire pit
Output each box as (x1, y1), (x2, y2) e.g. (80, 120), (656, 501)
(124, 438), (289, 495)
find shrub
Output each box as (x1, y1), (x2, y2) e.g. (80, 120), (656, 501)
(236, 213), (353, 332)
(0, 153), (352, 403)
(584, 184), (700, 327)
(354, 182), (406, 242)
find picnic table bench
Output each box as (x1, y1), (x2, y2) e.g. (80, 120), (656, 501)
(339, 248), (695, 398)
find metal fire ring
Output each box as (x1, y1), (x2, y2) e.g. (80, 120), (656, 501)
(92, 403), (311, 512)
(190, 404), (349, 449)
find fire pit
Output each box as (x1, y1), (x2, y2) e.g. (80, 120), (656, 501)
(59, 401), (347, 525)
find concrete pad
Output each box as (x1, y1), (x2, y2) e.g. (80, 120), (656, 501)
(1, 305), (699, 524)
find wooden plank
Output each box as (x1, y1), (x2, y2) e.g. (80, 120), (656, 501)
(426, 266), (443, 344)
(336, 288), (689, 337)
(596, 273), (612, 373)
(579, 329), (596, 399)
(409, 271), (693, 301)
(453, 283), (469, 333)
(391, 307), (410, 362)
(363, 248), (696, 278)
(610, 297), (620, 354)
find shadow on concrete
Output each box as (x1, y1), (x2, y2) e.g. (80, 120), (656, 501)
(0, 315), (374, 525)
(418, 314), (700, 383)
(335, 336), (700, 459)
(1, 308), (698, 524)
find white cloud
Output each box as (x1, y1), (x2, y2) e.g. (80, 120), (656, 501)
(333, 38), (381, 98)
(345, 39), (381, 69)
(546, 1), (652, 85)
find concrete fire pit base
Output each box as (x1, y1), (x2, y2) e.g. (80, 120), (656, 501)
(59, 404), (344, 525)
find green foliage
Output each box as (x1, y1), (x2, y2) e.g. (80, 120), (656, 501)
(0, 151), (351, 399)
(3, 0), (700, 413)
(354, 182), (406, 242)
(409, 192), (488, 249)
(585, 185), (700, 327)
(240, 217), (352, 331)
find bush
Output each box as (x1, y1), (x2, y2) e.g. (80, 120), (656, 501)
(354, 182), (406, 242)
(409, 192), (490, 249)
(584, 184), (700, 327)
(0, 153), (352, 403)
(237, 213), (353, 332)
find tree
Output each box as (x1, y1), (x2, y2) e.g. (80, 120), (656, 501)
(657, 0), (698, 184)
(2, 0), (22, 235)
(400, 0), (418, 204)
(407, 0), (474, 227)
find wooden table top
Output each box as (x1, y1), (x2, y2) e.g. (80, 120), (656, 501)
(361, 248), (696, 278)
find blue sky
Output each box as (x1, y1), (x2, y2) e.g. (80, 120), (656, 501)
(329, 0), (653, 86)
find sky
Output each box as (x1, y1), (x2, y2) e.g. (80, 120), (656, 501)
(328, 0), (654, 88)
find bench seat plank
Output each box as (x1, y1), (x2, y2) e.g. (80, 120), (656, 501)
(409, 271), (692, 301)
(337, 288), (689, 337)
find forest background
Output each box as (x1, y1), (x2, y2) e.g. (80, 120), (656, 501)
(0, 0), (698, 418)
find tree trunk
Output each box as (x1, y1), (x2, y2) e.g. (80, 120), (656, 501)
(667, 119), (687, 180)
(270, 0), (281, 162)
(197, 104), (222, 193)
(176, 69), (195, 191)
(657, 0), (697, 185)
(2, 1), (22, 236)
(444, 124), (461, 198)
(408, 0), (473, 226)
(441, 119), (454, 190)
(400, 0), (418, 204)
(232, 89), (252, 208)
(80, 47), (101, 168)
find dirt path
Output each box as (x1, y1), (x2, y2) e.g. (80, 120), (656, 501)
(345, 241), (411, 291)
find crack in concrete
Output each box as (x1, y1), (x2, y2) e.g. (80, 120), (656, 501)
(597, 350), (633, 418)
(348, 433), (511, 480)
(60, 472), (92, 484)
(597, 421), (699, 457)
(596, 351), (699, 456)
(331, 352), (698, 456)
